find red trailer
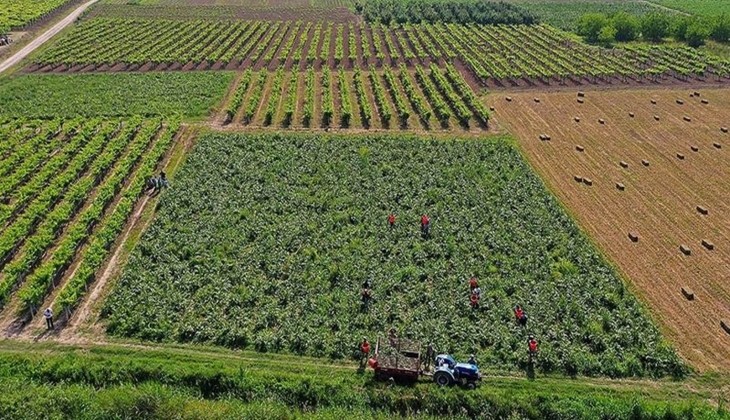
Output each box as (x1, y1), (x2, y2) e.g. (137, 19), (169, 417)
(369, 336), (422, 383)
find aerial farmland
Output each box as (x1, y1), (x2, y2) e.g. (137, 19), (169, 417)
(0, 0), (728, 418)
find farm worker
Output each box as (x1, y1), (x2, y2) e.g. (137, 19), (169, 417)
(514, 305), (528, 327)
(424, 343), (435, 370)
(468, 354), (477, 366)
(360, 337), (371, 365)
(469, 276), (478, 290)
(148, 172), (169, 196)
(528, 336), (539, 360)
(361, 287), (372, 303)
(388, 327), (397, 347)
(157, 171), (169, 189)
(472, 286), (481, 298)
(420, 214), (430, 237)
(470, 292), (479, 309)
(146, 174), (159, 194)
(43, 307), (54, 330)
(387, 213), (396, 228)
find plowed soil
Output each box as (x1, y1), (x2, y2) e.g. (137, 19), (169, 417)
(489, 88), (730, 372)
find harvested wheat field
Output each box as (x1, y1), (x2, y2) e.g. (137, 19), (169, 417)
(489, 88), (730, 372)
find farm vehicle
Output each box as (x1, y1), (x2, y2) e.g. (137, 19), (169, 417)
(368, 337), (481, 389)
(0, 34), (11, 46)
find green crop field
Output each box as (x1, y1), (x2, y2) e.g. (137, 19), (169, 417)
(0, 0), (70, 31)
(504, 0), (675, 30)
(104, 132), (683, 378)
(2, 0), (730, 415)
(0, 72), (234, 119)
(649, 0), (730, 17)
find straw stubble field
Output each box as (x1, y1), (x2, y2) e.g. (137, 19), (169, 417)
(490, 88), (730, 371)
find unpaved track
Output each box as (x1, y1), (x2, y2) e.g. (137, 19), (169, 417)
(490, 88), (730, 372)
(0, 0), (99, 75)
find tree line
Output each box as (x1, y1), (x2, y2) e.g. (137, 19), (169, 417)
(355, 0), (537, 25)
(577, 12), (730, 48)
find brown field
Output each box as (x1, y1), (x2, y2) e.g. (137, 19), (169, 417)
(489, 88), (730, 372)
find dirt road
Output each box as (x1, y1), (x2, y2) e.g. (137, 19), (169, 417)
(0, 0), (98, 75)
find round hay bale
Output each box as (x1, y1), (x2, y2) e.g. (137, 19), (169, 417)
(576, 145), (584, 152)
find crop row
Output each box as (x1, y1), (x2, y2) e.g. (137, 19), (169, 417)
(224, 65), (487, 130)
(33, 19), (730, 84)
(0, 118), (177, 317)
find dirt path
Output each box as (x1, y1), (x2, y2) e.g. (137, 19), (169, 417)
(0, 0), (99, 75)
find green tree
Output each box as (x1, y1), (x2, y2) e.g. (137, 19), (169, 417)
(598, 25), (618, 47)
(686, 19), (712, 48)
(641, 13), (670, 42)
(711, 13), (730, 43)
(671, 16), (691, 42)
(611, 12), (639, 42)
(577, 13), (609, 44)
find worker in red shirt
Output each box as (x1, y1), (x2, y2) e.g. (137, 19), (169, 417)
(514, 305), (528, 327)
(528, 335), (538, 361)
(420, 214), (430, 237)
(470, 291), (480, 309)
(387, 213), (396, 228)
(360, 337), (371, 366)
(469, 276), (478, 290)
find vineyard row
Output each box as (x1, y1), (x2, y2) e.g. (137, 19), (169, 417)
(30, 19), (730, 86)
(0, 117), (179, 320)
(223, 65), (489, 131)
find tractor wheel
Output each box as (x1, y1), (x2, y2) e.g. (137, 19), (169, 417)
(434, 371), (452, 387)
(466, 382), (476, 390)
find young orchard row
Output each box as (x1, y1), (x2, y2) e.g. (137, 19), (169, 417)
(223, 65), (488, 130)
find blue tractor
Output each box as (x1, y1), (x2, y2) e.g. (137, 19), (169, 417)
(432, 354), (481, 389)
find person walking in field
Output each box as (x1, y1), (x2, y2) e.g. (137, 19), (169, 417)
(528, 335), (539, 362)
(424, 343), (435, 370)
(43, 307), (54, 330)
(514, 305), (528, 327)
(147, 171), (169, 196)
(420, 214), (430, 238)
(469, 276), (478, 291)
(360, 337), (371, 366)
(469, 292), (480, 309)
(387, 213), (396, 228)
